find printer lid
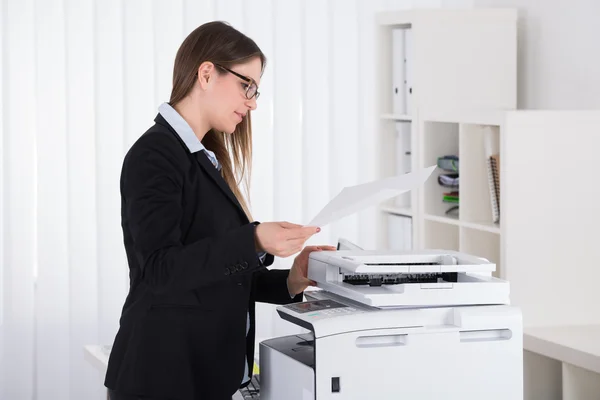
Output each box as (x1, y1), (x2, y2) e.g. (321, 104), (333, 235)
(305, 240), (509, 308)
(310, 248), (496, 274)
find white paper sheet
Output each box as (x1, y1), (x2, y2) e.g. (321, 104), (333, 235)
(307, 165), (436, 227)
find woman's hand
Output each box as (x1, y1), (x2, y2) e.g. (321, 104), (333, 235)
(254, 222), (320, 257)
(287, 245), (337, 296)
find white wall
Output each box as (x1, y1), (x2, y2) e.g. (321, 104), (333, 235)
(473, 0), (600, 109)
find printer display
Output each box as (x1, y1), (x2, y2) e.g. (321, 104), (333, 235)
(259, 240), (523, 400)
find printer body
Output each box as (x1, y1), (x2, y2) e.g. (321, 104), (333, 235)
(259, 245), (523, 400)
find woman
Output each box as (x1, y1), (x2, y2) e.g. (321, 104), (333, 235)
(104, 21), (334, 400)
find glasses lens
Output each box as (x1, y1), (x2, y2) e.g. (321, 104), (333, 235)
(246, 83), (257, 99)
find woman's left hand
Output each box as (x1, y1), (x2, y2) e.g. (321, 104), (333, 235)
(287, 245), (337, 296)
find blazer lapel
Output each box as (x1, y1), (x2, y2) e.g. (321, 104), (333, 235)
(194, 151), (248, 221)
(153, 112), (249, 221)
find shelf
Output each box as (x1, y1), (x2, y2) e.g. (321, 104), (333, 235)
(381, 113), (412, 122)
(422, 213), (500, 234)
(461, 220), (500, 234)
(381, 205), (412, 217)
(376, 10), (414, 26)
(423, 213), (459, 226)
(420, 108), (504, 126)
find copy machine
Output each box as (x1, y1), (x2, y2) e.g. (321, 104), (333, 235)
(259, 240), (523, 400)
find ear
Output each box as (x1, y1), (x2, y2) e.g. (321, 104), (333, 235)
(196, 61), (215, 90)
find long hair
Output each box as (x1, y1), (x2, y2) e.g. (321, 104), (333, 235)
(169, 21), (265, 221)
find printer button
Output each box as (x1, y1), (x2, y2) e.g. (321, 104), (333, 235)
(331, 377), (340, 393)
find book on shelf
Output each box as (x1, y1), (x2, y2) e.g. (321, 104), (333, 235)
(488, 154), (500, 222)
(438, 173), (459, 187)
(437, 156), (459, 215)
(443, 191), (459, 204)
(483, 127), (500, 223)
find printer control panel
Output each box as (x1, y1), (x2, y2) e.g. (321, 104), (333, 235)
(278, 298), (368, 334)
(284, 299), (359, 317)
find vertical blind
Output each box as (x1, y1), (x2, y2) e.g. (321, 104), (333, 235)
(0, 0), (472, 398)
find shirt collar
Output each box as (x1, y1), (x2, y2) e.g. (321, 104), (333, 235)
(158, 102), (220, 169)
(158, 102), (204, 153)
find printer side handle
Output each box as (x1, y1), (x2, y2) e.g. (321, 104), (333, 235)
(355, 333), (408, 348)
(354, 328), (513, 348)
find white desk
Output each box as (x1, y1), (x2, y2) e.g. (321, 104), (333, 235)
(523, 325), (600, 400)
(84, 345), (111, 374)
(84, 345), (111, 399)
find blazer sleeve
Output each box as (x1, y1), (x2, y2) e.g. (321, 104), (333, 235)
(122, 133), (262, 295)
(252, 268), (303, 305)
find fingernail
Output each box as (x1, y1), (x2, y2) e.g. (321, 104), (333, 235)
(316, 227), (321, 232)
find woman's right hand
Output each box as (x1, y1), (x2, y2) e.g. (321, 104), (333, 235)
(254, 222), (321, 258)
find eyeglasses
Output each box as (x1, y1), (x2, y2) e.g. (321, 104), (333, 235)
(214, 63), (260, 100)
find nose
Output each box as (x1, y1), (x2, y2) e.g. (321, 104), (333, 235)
(245, 97), (257, 111)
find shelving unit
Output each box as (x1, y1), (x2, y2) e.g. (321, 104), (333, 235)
(417, 112), (504, 275)
(379, 204), (412, 217)
(373, 9), (600, 400)
(417, 112), (504, 271)
(374, 9), (517, 277)
(380, 114), (412, 122)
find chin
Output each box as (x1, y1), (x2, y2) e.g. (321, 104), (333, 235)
(215, 123), (237, 134)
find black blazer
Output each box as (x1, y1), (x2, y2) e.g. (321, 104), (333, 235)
(104, 113), (303, 399)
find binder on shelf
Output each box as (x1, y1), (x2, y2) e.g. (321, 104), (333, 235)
(391, 26), (413, 116)
(405, 28), (414, 116)
(437, 155), (459, 172)
(387, 214), (412, 251)
(394, 122), (412, 208)
(484, 127), (500, 223)
(392, 28), (406, 115)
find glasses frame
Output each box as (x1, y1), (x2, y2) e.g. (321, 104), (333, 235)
(214, 63), (260, 100)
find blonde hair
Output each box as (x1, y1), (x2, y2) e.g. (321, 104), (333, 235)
(201, 118), (254, 220)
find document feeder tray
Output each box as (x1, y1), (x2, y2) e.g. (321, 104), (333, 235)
(307, 249), (508, 308)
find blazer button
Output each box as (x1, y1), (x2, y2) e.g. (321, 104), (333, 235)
(224, 268), (230, 276)
(236, 263), (243, 272)
(242, 261), (248, 269)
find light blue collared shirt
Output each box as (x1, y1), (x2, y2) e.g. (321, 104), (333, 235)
(158, 102), (221, 169)
(158, 102), (253, 385)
